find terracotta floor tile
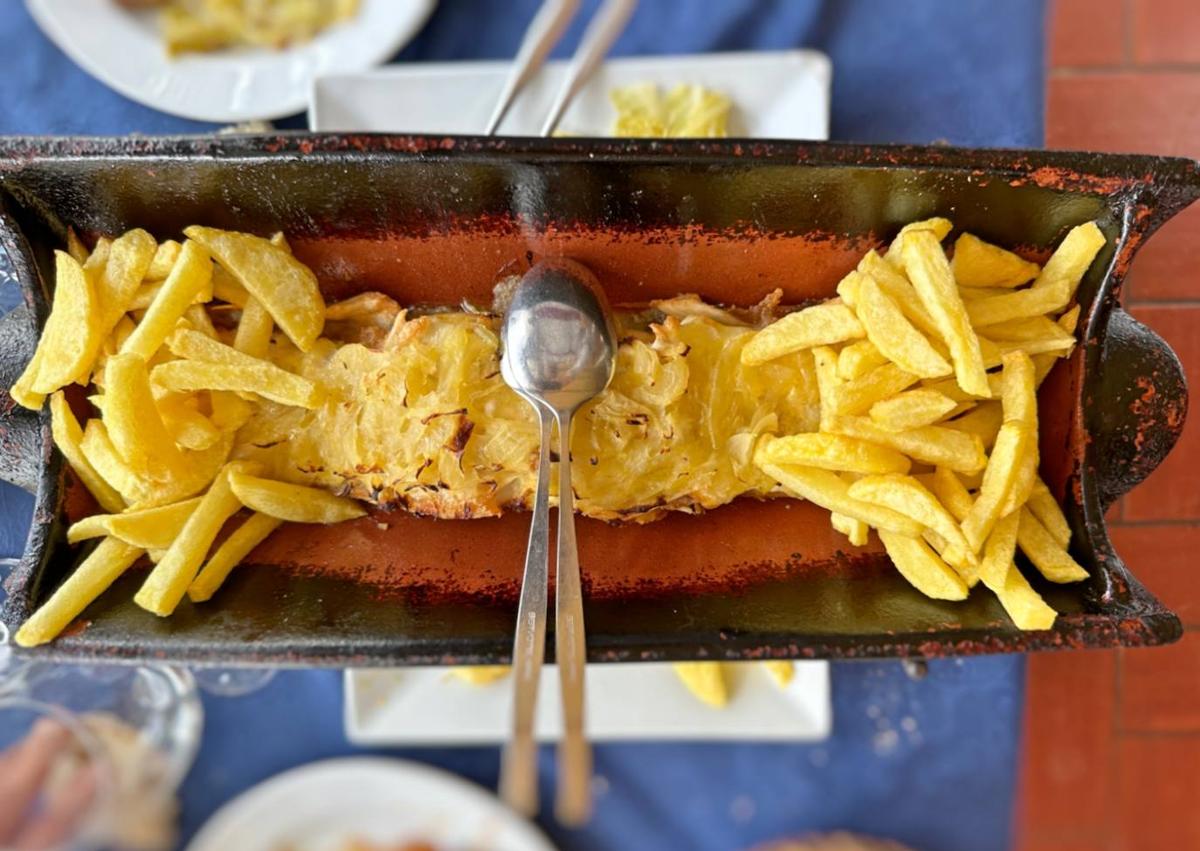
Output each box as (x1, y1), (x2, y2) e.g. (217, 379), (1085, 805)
(1126, 201), (1200, 303)
(1021, 650), (1117, 835)
(1122, 306), (1200, 521)
(1051, 0), (1127, 67)
(1020, 834), (1113, 851)
(1114, 735), (1200, 850)
(1119, 633), (1200, 732)
(1046, 73), (1200, 157)
(1109, 525), (1200, 625)
(1132, 0), (1200, 64)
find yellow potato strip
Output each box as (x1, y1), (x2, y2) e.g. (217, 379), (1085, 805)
(759, 433), (912, 475)
(857, 250), (944, 342)
(855, 275), (952, 378)
(962, 422), (1031, 553)
(47, 393), (124, 513)
(885, 217), (953, 262)
(943, 402), (1004, 451)
(134, 461), (259, 616)
(152, 360), (320, 409)
(121, 240), (213, 360)
(1027, 478), (1071, 548)
(831, 416), (986, 473)
(188, 512), (283, 603)
(978, 510), (1020, 590)
(96, 228), (157, 329)
(755, 461), (923, 537)
(1017, 507), (1089, 583)
(869, 389), (957, 432)
(951, 233), (1040, 288)
(1030, 221), (1106, 306)
(899, 230), (990, 397)
(103, 354), (187, 480)
(837, 339), (888, 380)
(848, 474), (973, 564)
(742, 302), (864, 365)
(234, 297), (274, 359)
(832, 362), (919, 416)
(144, 239), (183, 282)
(228, 473), (366, 524)
(15, 537), (145, 647)
(67, 497), (200, 549)
(926, 467), (974, 522)
(79, 419), (150, 506)
(877, 530), (968, 601)
(992, 563), (1057, 631)
(830, 512), (870, 547)
(26, 252), (102, 394)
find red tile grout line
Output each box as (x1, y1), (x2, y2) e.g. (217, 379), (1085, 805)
(1051, 62), (1200, 74)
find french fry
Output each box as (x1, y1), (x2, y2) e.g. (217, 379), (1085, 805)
(1030, 221), (1106, 307)
(869, 388), (957, 432)
(130, 431), (234, 511)
(210, 392), (254, 431)
(1031, 353), (1061, 387)
(848, 474), (974, 564)
(183, 304), (219, 339)
(156, 393), (221, 451)
(66, 227), (89, 264)
(1027, 478), (1071, 548)
(898, 230), (991, 397)
(1058, 304), (1081, 335)
(184, 226), (325, 351)
(15, 537), (145, 647)
(877, 530), (968, 601)
(965, 287), (1062, 328)
(103, 353), (186, 481)
(1017, 507), (1089, 583)
(234, 296), (274, 359)
(210, 265), (249, 307)
(134, 461), (260, 616)
(830, 416), (987, 473)
(926, 466), (974, 521)
(754, 460), (924, 536)
(96, 228), (157, 329)
(837, 339), (888, 380)
(951, 233), (1040, 288)
(67, 497), (201, 548)
(961, 422), (1031, 552)
(672, 662), (728, 708)
(831, 511), (870, 547)
(153, 358), (320, 409)
(855, 275), (952, 378)
(943, 401), (1003, 451)
(187, 512), (283, 602)
(832, 362), (919, 416)
(992, 562), (1057, 630)
(982, 315), (1074, 345)
(741, 302), (864, 365)
(885, 217), (953, 262)
(449, 666), (511, 686)
(812, 345), (841, 432)
(144, 239), (183, 282)
(79, 419), (151, 506)
(762, 661), (795, 688)
(120, 240), (214, 360)
(998, 351), (1039, 515)
(857, 251), (943, 341)
(758, 433), (912, 475)
(228, 473), (366, 523)
(8, 354), (46, 410)
(958, 286), (1012, 301)
(18, 251), (103, 396)
(82, 237), (112, 276)
(49, 392), (125, 513)
(978, 510), (1020, 590)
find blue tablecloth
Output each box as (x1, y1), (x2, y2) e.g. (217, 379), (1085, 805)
(0, 2), (1045, 849)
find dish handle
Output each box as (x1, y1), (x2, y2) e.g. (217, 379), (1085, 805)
(0, 202), (45, 495)
(1092, 307), (1188, 508)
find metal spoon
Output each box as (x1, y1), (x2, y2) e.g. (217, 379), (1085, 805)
(499, 258), (616, 824)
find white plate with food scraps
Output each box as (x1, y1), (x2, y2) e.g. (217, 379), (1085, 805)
(26, 0), (436, 122)
(325, 48), (832, 744)
(309, 49), (831, 137)
(345, 662), (831, 745)
(186, 757), (555, 851)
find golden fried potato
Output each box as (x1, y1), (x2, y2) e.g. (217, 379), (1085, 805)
(121, 240), (213, 360)
(184, 226), (325, 351)
(19, 252), (103, 396)
(855, 275), (952, 379)
(1017, 507), (1089, 583)
(759, 433), (912, 475)
(961, 422), (1031, 553)
(830, 511), (870, 547)
(742, 302), (864, 365)
(951, 233), (1040, 288)
(830, 416), (986, 473)
(1027, 478), (1071, 548)
(67, 497), (200, 549)
(49, 392), (125, 513)
(228, 474), (366, 523)
(144, 239), (183, 282)
(187, 512), (283, 603)
(869, 388), (957, 432)
(234, 297), (274, 359)
(832, 362), (919, 416)
(885, 217), (953, 261)
(103, 353), (187, 481)
(96, 228), (157, 329)
(755, 460), (923, 536)
(837, 339), (888, 380)
(15, 537), (145, 647)
(877, 530), (968, 601)
(671, 662), (728, 707)
(848, 474), (973, 564)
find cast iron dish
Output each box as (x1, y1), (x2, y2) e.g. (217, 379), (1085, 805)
(0, 135), (1192, 667)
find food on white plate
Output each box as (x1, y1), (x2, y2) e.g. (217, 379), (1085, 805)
(116, 0), (360, 56)
(13, 216), (1103, 645)
(609, 82), (733, 137)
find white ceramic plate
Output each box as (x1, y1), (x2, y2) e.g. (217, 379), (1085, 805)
(346, 663), (831, 745)
(186, 757), (554, 851)
(26, 0), (436, 122)
(310, 50), (831, 137)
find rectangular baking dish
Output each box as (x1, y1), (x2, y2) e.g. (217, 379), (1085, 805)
(0, 135), (1193, 666)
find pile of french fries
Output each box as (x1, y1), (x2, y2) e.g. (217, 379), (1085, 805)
(11, 226), (363, 647)
(747, 217), (1104, 630)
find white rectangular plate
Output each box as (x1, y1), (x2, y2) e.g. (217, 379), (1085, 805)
(345, 663), (831, 745)
(320, 48), (833, 743)
(310, 50), (830, 138)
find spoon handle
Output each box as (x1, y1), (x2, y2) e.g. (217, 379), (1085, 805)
(553, 410), (592, 825)
(484, 0), (581, 135)
(500, 407), (554, 815)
